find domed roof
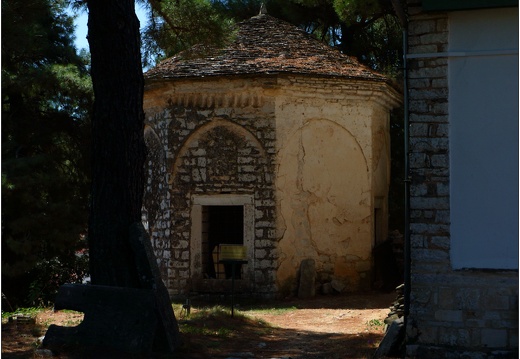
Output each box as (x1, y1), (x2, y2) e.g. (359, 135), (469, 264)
(145, 12), (388, 82)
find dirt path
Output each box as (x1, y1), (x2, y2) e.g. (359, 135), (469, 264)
(2, 291), (395, 359)
(177, 291), (395, 359)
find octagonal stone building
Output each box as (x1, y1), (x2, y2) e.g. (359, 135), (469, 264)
(142, 11), (401, 298)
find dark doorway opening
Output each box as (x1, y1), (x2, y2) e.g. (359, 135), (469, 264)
(202, 205), (244, 279)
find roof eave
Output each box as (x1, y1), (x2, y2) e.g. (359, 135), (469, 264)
(144, 70), (393, 86)
(144, 72), (402, 109)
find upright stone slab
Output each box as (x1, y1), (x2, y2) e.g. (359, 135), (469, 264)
(373, 316), (404, 358)
(298, 258), (316, 299)
(128, 222), (181, 352)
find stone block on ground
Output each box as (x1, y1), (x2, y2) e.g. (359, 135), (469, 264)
(43, 222), (181, 355)
(298, 258), (316, 299)
(322, 282), (333, 294)
(331, 279), (346, 293)
(43, 284), (158, 354)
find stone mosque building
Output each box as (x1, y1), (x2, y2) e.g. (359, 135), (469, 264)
(142, 9), (401, 298)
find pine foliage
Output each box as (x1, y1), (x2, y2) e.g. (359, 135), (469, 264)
(2, 0), (92, 307)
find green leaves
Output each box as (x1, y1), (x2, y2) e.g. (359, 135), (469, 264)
(2, 0), (92, 307)
(142, 0), (236, 66)
(332, 0), (382, 24)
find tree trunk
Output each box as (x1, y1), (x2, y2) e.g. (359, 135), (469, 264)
(86, 0), (146, 287)
(85, 2), (180, 352)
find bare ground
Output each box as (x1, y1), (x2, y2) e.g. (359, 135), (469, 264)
(2, 291), (396, 359)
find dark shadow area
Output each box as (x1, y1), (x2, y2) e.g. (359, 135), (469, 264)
(184, 290), (395, 311)
(2, 292), (394, 358)
(2, 320), (45, 359)
(0, 347), (34, 359)
(172, 306), (385, 359)
(170, 292), (394, 358)
(176, 328), (384, 359)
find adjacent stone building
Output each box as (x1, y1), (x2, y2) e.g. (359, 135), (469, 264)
(403, 0), (518, 356)
(142, 11), (401, 298)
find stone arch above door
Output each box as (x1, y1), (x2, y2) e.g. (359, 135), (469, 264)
(167, 118), (276, 294)
(171, 119), (267, 183)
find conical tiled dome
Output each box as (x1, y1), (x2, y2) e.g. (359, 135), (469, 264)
(145, 13), (388, 82)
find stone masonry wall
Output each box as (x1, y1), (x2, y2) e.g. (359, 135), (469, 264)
(143, 125), (171, 285)
(143, 75), (401, 299)
(143, 81), (277, 297)
(406, 2), (518, 357)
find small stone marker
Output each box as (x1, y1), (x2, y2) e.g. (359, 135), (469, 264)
(373, 316), (404, 358)
(298, 258), (316, 299)
(322, 282), (333, 294)
(331, 279), (346, 293)
(128, 222), (181, 351)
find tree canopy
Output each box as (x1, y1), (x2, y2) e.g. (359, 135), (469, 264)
(141, 0), (405, 231)
(142, 0), (403, 77)
(1, 0), (405, 309)
(2, 0), (93, 307)
(141, 0), (236, 67)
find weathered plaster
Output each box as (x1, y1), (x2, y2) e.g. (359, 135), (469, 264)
(275, 118), (372, 291)
(143, 74), (400, 297)
(272, 77), (392, 293)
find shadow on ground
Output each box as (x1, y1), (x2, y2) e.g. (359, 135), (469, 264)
(183, 290), (395, 311)
(2, 291), (394, 359)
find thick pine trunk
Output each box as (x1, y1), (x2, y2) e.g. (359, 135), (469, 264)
(86, 0), (146, 287)
(85, 3), (180, 352)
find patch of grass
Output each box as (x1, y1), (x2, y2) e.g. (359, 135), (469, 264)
(186, 305), (251, 328)
(60, 309), (83, 314)
(64, 318), (83, 327)
(191, 305), (236, 318)
(173, 302), (278, 355)
(175, 303), (273, 338)
(2, 307), (43, 321)
(244, 305), (298, 315)
(366, 318), (384, 328)
(171, 298), (294, 343)
(181, 306), (232, 334)
(180, 323), (233, 337)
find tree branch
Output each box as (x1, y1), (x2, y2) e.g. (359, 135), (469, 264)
(148, 0), (189, 33)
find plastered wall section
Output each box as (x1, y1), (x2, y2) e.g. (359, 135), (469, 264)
(143, 75), (400, 298)
(272, 76), (399, 295)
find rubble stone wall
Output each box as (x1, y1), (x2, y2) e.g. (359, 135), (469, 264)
(143, 78), (277, 297)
